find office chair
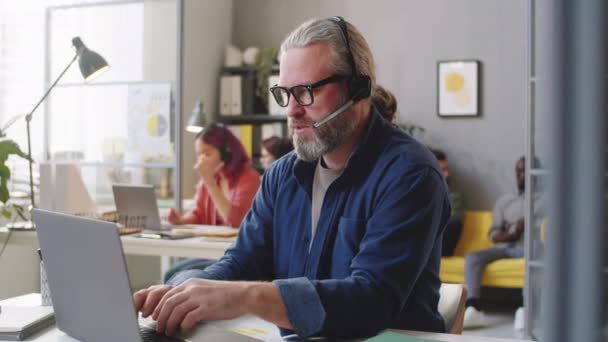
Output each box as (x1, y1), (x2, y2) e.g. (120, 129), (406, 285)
(438, 283), (468, 334)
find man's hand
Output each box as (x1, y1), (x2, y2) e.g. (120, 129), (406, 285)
(510, 218), (525, 240)
(151, 279), (248, 336)
(490, 230), (513, 243)
(133, 285), (174, 317)
(491, 218), (525, 243)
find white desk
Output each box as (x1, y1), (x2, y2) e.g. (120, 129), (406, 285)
(0, 228), (233, 259)
(121, 235), (232, 259)
(0, 229), (233, 300)
(1, 294), (532, 342)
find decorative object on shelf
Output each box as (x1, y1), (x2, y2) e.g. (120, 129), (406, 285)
(186, 100), (206, 133)
(5, 37), (108, 227)
(37, 248), (53, 306)
(398, 122), (426, 142)
(224, 44), (243, 67)
(253, 47), (278, 110)
(242, 46), (260, 65)
(437, 60), (480, 117)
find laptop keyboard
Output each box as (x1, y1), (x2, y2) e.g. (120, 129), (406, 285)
(139, 326), (185, 342)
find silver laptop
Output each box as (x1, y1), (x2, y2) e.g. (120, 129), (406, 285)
(32, 209), (256, 342)
(112, 183), (173, 230)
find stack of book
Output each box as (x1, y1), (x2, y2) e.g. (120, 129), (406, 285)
(0, 306), (55, 340)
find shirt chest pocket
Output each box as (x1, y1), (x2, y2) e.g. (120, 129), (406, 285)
(330, 217), (367, 278)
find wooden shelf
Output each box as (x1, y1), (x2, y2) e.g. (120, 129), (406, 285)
(222, 65), (280, 73)
(217, 115), (287, 125)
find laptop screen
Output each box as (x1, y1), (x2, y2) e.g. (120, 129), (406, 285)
(112, 184), (165, 230)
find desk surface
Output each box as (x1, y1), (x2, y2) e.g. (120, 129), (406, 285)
(1, 294), (531, 342)
(121, 235), (233, 259)
(0, 228), (233, 259)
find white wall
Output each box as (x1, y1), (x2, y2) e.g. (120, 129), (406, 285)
(231, 0), (527, 209)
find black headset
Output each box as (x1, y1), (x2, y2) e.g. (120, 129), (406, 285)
(329, 16), (372, 102)
(201, 123), (232, 163)
(219, 124), (232, 163)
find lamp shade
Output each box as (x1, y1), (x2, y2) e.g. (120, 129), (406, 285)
(186, 101), (206, 133)
(72, 37), (109, 82)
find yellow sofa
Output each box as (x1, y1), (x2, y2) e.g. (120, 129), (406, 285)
(440, 211), (525, 288)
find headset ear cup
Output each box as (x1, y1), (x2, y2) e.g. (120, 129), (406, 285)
(222, 150), (232, 163)
(350, 75), (372, 102)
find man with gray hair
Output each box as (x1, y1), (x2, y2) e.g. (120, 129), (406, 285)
(133, 17), (450, 339)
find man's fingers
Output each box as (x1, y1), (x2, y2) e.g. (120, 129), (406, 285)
(152, 284), (184, 320)
(133, 289), (148, 312)
(141, 286), (171, 317)
(155, 292), (189, 333)
(163, 301), (199, 336)
(180, 306), (206, 333)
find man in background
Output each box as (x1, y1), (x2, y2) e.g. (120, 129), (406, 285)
(431, 149), (464, 256)
(463, 156), (526, 328)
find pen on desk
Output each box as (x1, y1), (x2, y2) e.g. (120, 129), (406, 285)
(139, 233), (163, 239)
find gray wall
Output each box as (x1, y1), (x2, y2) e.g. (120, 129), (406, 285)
(181, 0), (233, 198)
(232, 0), (527, 209)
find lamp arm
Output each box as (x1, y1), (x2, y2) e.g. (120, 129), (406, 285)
(26, 52), (79, 208)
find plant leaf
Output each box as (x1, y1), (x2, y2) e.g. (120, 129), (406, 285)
(0, 164), (10, 180)
(0, 181), (8, 203)
(0, 139), (30, 161)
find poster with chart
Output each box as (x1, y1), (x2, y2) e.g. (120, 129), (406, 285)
(127, 83), (172, 159)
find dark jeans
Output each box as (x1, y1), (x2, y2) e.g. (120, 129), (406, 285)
(163, 258), (215, 284)
(464, 245), (524, 299)
(441, 217), (463, 256)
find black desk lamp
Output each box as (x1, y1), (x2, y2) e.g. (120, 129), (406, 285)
(186, 101), (206, 133)
(25, 37), (109, 210)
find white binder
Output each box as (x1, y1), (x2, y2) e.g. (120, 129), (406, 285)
(220, 76), (233, 116)
(230, 75), (242, 115)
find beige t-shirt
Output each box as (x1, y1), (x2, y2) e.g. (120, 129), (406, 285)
(310, 159), (342, 248)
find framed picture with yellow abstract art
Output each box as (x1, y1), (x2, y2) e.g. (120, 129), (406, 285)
(437, 60), (480, 117)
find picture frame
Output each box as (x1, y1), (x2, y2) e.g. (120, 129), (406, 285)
(437, 60), (480, 117)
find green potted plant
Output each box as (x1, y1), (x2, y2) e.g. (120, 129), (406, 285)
(398, 122), (426, 141)
(0, 130), (31, 220)
(253, 47), (278, 111)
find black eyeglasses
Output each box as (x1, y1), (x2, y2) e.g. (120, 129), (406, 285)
(269, 74), (346, 107)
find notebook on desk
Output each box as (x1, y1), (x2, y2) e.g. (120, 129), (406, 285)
(0, 306), (55, 341)
(31, 209), (256, 342)
(173, 225), (238, 238)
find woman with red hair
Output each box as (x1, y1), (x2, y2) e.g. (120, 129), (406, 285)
(164, 123), (260, 282)
(166, 123), (260, 227)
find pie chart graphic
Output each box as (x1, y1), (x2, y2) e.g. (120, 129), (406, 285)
(147, 114), (168, 137)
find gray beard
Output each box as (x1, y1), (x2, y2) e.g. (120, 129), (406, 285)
(293, 108), (356, 162)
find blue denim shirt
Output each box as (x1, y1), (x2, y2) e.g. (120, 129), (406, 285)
(169, 108), (450, 338)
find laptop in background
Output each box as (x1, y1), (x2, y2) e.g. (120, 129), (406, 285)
(112, 183), (173, 231)
(31, 209), (256, 342)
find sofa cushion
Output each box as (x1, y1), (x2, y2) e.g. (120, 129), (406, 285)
(440, 256), (525, 288)
(452, 211), (494, 257)
(440, 210), (526, 289)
